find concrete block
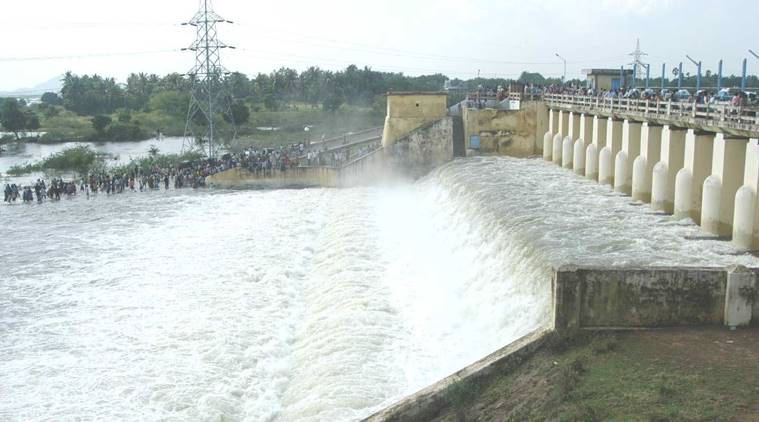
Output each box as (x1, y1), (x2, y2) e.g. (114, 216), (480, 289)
(725, 266), (756, 328)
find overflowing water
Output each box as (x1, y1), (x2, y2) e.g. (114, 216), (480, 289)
(2, 156), (758, 421)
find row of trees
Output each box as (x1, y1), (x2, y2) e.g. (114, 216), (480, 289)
(1, 99), (40, 139)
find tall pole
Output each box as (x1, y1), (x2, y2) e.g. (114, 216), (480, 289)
(661, 63), (666, 91)
(645, 64), (650, 90)
(633, 64), (638, 88)
(741, 58), (748, 91)
(717, 60), (723, 92)
(686, 55), (701, 92)
(619, 66), (624, 90)
(677, 62), (683, 89)
(555, 53), (566, 85)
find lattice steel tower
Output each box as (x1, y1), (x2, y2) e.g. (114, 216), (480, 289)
(182, 0), (236, 158)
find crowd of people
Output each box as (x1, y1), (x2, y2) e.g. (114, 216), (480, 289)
(3, 140), (382, 205)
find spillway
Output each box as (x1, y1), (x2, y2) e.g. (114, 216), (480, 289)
(2, 156), (757, 421)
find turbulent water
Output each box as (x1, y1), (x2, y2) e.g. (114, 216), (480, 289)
(2, 156), (758, 421)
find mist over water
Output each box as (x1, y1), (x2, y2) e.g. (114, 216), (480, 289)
(2, 156), (757, 421)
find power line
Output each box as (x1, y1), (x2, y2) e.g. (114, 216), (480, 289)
(0, 49), (180, 62)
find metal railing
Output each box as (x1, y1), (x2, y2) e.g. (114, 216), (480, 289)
(544, 94), (759, 136)
(307, 126), (383, 150)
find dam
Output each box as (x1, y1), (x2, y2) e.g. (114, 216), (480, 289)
(4, 157), (759, 420)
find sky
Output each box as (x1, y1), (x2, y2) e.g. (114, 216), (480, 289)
(0, 0), (757, 91)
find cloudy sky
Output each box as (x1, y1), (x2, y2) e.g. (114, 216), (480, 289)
(1, 0), (757, 91)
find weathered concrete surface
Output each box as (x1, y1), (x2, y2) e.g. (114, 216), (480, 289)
(725, 266), (756, 327)
(363, 328), (549, 422)
(207, 166), (339, 189)
(386, 117), (454, 179)
(554, 266), (729, 330)
(462, 102), (539, 157)
(382, 92), (448, 147)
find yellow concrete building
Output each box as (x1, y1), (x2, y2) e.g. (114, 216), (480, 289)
(583, 68), (634, 92)
(381, 92), (448, 147)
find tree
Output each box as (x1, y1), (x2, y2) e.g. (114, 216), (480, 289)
(41, 92), (62, 106)
(221, 101), (249, 125)
(0, 99), (28, 139)
(148, 90), (190, 118)
(92, 115), (112, 136)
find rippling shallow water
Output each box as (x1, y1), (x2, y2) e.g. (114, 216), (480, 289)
(1, 156), (757, 421)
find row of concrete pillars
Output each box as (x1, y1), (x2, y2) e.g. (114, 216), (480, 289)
(543, 109), (759, 251)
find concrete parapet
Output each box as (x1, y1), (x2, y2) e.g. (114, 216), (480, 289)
(364, 329), (549, 422)
(614, 120), (642, 195)
(632, 123), (663, 203)
(554, 266), (736, 330)
(673, 130), (714, 222)
(562, 136), (573, 169)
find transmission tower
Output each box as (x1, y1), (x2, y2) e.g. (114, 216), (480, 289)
(182, 0), (236, 158)
(628, 38), (648, 83)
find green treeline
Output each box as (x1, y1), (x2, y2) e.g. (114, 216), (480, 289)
(1, 65), (756, 145)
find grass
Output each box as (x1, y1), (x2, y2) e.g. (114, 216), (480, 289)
(435, 328), (759, 421)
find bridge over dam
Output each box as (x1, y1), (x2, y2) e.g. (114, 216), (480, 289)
(540, 94), (759, 251)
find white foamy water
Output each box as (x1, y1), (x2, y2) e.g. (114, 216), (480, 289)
(1, 156), (757, 421)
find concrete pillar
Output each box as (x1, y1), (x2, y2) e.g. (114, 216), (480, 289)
(536, 104), (549, 154)
(569, 112), (581, 141)
(585, 115), (607, 181)
(574, 114), (592, 176)
(632, 123), (663, 203)
(562, 136), (573, 169)
(581, 113), (593, 148)
(651, 126), (687, 213)
(599, 118), (623, 186)
(559, 110), (569, 139)
(673, 130), (714, 223)
(614, 120), (643, 195)
(543, 131), (553, 161)
(701, 135), (748, 236)
(552, 133), (562, 165)
(733, 139), (759, 250)
(549, 109), (557, 136)
(724, 266), (755, 328)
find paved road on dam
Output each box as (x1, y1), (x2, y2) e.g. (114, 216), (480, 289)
(2, 156), (758, 421)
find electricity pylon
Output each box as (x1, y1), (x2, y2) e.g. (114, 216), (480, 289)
(182, 0), (236, 158)
(628, 38), (648, 84)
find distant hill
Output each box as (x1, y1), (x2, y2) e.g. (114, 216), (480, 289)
(0, 75), (63, 97)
